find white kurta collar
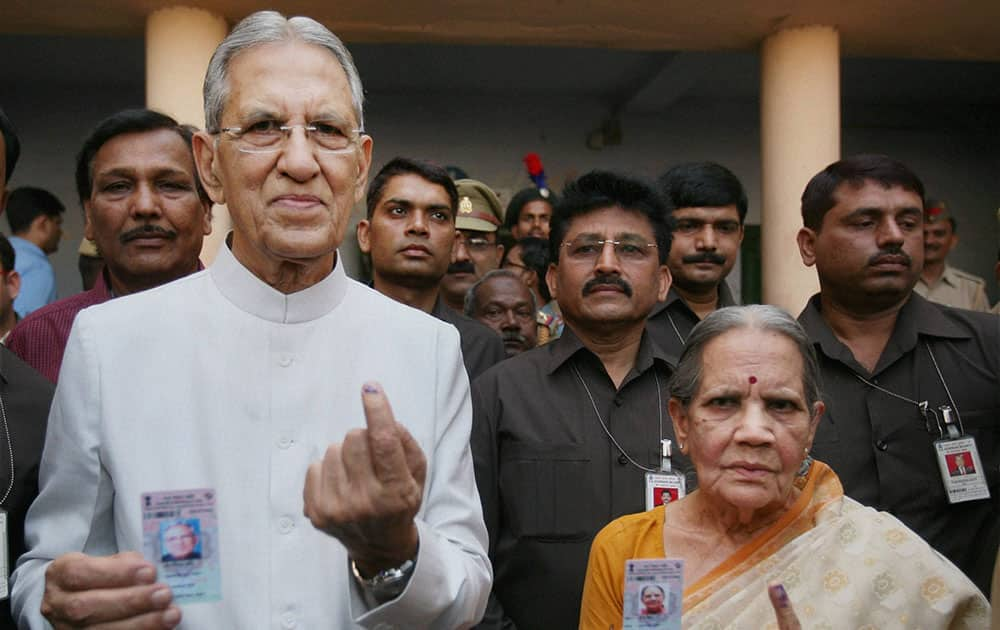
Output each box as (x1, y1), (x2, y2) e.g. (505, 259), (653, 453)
(210, 238), (349, 324)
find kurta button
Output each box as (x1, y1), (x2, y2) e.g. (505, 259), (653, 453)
(876, 440), (888, 451)
(277, 436), (292, 449)
(278, 516), (294, 533)
(281, 611), (296, 628)
(617, 454), (628, 465)
(279, 355), (293, 367)
(613, 396), (623, 407)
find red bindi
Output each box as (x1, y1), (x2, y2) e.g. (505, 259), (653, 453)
(749, 376), (758, 384)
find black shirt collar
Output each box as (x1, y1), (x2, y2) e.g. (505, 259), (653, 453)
(799, 291), (971, 374)
(649, 280), (737, 318)
(545, 324), (673, 377)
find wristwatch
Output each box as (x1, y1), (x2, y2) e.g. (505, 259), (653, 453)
(351, 556), (417, 602)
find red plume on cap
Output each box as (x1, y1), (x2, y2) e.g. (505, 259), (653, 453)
(523, 153), (548, 191)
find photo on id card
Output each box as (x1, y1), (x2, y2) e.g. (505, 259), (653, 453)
(622, 558), (683, 630)
(142, 488), (221, 604)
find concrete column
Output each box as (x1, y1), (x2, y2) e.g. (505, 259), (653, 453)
(146, 6), (230, 263)
(760, 26), (840, 314)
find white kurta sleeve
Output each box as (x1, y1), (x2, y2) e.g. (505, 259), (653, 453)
(352, 323), (492, 628)
(11, 311), (119, 628)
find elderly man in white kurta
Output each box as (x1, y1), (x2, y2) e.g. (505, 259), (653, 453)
(11, 11), (491, 629)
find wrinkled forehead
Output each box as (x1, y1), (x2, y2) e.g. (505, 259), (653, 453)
(223, 41), (357, 126)
(93, 129), (195, 175)
(483, 276), (532, 301)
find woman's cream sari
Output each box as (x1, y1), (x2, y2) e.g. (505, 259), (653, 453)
(580, 461), (990, 629)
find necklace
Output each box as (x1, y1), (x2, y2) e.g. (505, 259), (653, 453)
(571, 361), (663, 473)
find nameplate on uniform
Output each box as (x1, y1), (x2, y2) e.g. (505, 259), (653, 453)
(142, 488), (222, 604)
(622, 558), (682, 629)
(934, 437), (990, 504)
(0, 509), (7, 600)
(645, 472), (686, 511)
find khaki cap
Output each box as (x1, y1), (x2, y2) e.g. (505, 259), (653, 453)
(924, 199), (952, 225)
(454, 179), (503, 232)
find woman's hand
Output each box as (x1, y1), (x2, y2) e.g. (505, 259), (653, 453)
(768, 583), (801, 630)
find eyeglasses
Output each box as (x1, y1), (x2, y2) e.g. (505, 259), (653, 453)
(457, 235), (496, 253)
(216, 119), (364, 154)
(561, 236), (657, 263)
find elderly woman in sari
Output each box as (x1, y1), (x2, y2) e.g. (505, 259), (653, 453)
(580, 305), (989, 629)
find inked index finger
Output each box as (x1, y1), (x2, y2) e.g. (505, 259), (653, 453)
(360, 382), (410, 483)
(51, 551), (156, 592)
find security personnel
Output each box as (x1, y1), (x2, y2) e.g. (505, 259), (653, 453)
(914, 199), (989, 312)
(440, 179), (505, 311)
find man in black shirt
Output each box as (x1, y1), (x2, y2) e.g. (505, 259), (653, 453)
(647, 162), (745, 360)
(471, 171), (692, 629)
(796, 154), (999, 596)
(358, 157), (503, 380)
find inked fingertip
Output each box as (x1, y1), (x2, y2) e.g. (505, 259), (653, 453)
(769, 583), (789, 606)
(362, 382), (380, 394)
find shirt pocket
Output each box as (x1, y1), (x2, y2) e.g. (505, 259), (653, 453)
(499, 441), (591, 541)
(958, 408), (998, 488)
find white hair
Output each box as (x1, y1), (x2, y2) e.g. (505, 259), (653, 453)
(203, 10), (365, 132)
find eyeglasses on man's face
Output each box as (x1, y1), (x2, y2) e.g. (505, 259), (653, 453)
(561, 235), (657, 264)
(456, 234), (496, 253)
(216, 118), (365, 154)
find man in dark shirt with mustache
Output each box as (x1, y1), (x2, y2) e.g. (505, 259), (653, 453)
(471, 171), (693, 629)
(796, 154), (999, 596)
(358, 158), (503, 380)
(646, 162), (745, 361)
(6, 109), (211, 382)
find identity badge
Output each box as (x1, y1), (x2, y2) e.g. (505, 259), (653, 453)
(141, 488), (222, 604)
(934, 437), (990, 504)
(0, 510), (7, 600)
(622, 558), (683, 630)
(645, 472), (685, 511)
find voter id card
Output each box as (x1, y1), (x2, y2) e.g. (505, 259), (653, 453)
(141, 488), (222, 604)
(622, 558), (683, 630)
(934, 437), (990, 504)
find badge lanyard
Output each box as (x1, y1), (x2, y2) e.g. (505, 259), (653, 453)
(572, 361), (663, 473)
(665, 312), (685, 346)
(0, 390), (14, 600)
(853, 342), (989, 504)
(572, 362), (686, 509)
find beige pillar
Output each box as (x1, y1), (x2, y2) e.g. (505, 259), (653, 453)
(760, 26), (840, 314)
(146, 6), (230, 263)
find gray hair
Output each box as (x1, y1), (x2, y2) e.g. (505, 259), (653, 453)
(203, 11), (365, 133)
(669, 305), (823, 414)
(464, 269), (538, 317)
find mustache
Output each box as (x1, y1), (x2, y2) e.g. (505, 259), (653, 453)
(582, 274), (633, 297)
(681, 252), (727, 265)
(447, 261), (476, 275)
(501, 329), (529, 346)
(867, 246), (912, 268)
(120, 224), (177, 244)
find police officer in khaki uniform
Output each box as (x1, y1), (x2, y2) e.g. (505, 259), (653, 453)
(914, 199), (990, 312)
(440, 179), (505, 311)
